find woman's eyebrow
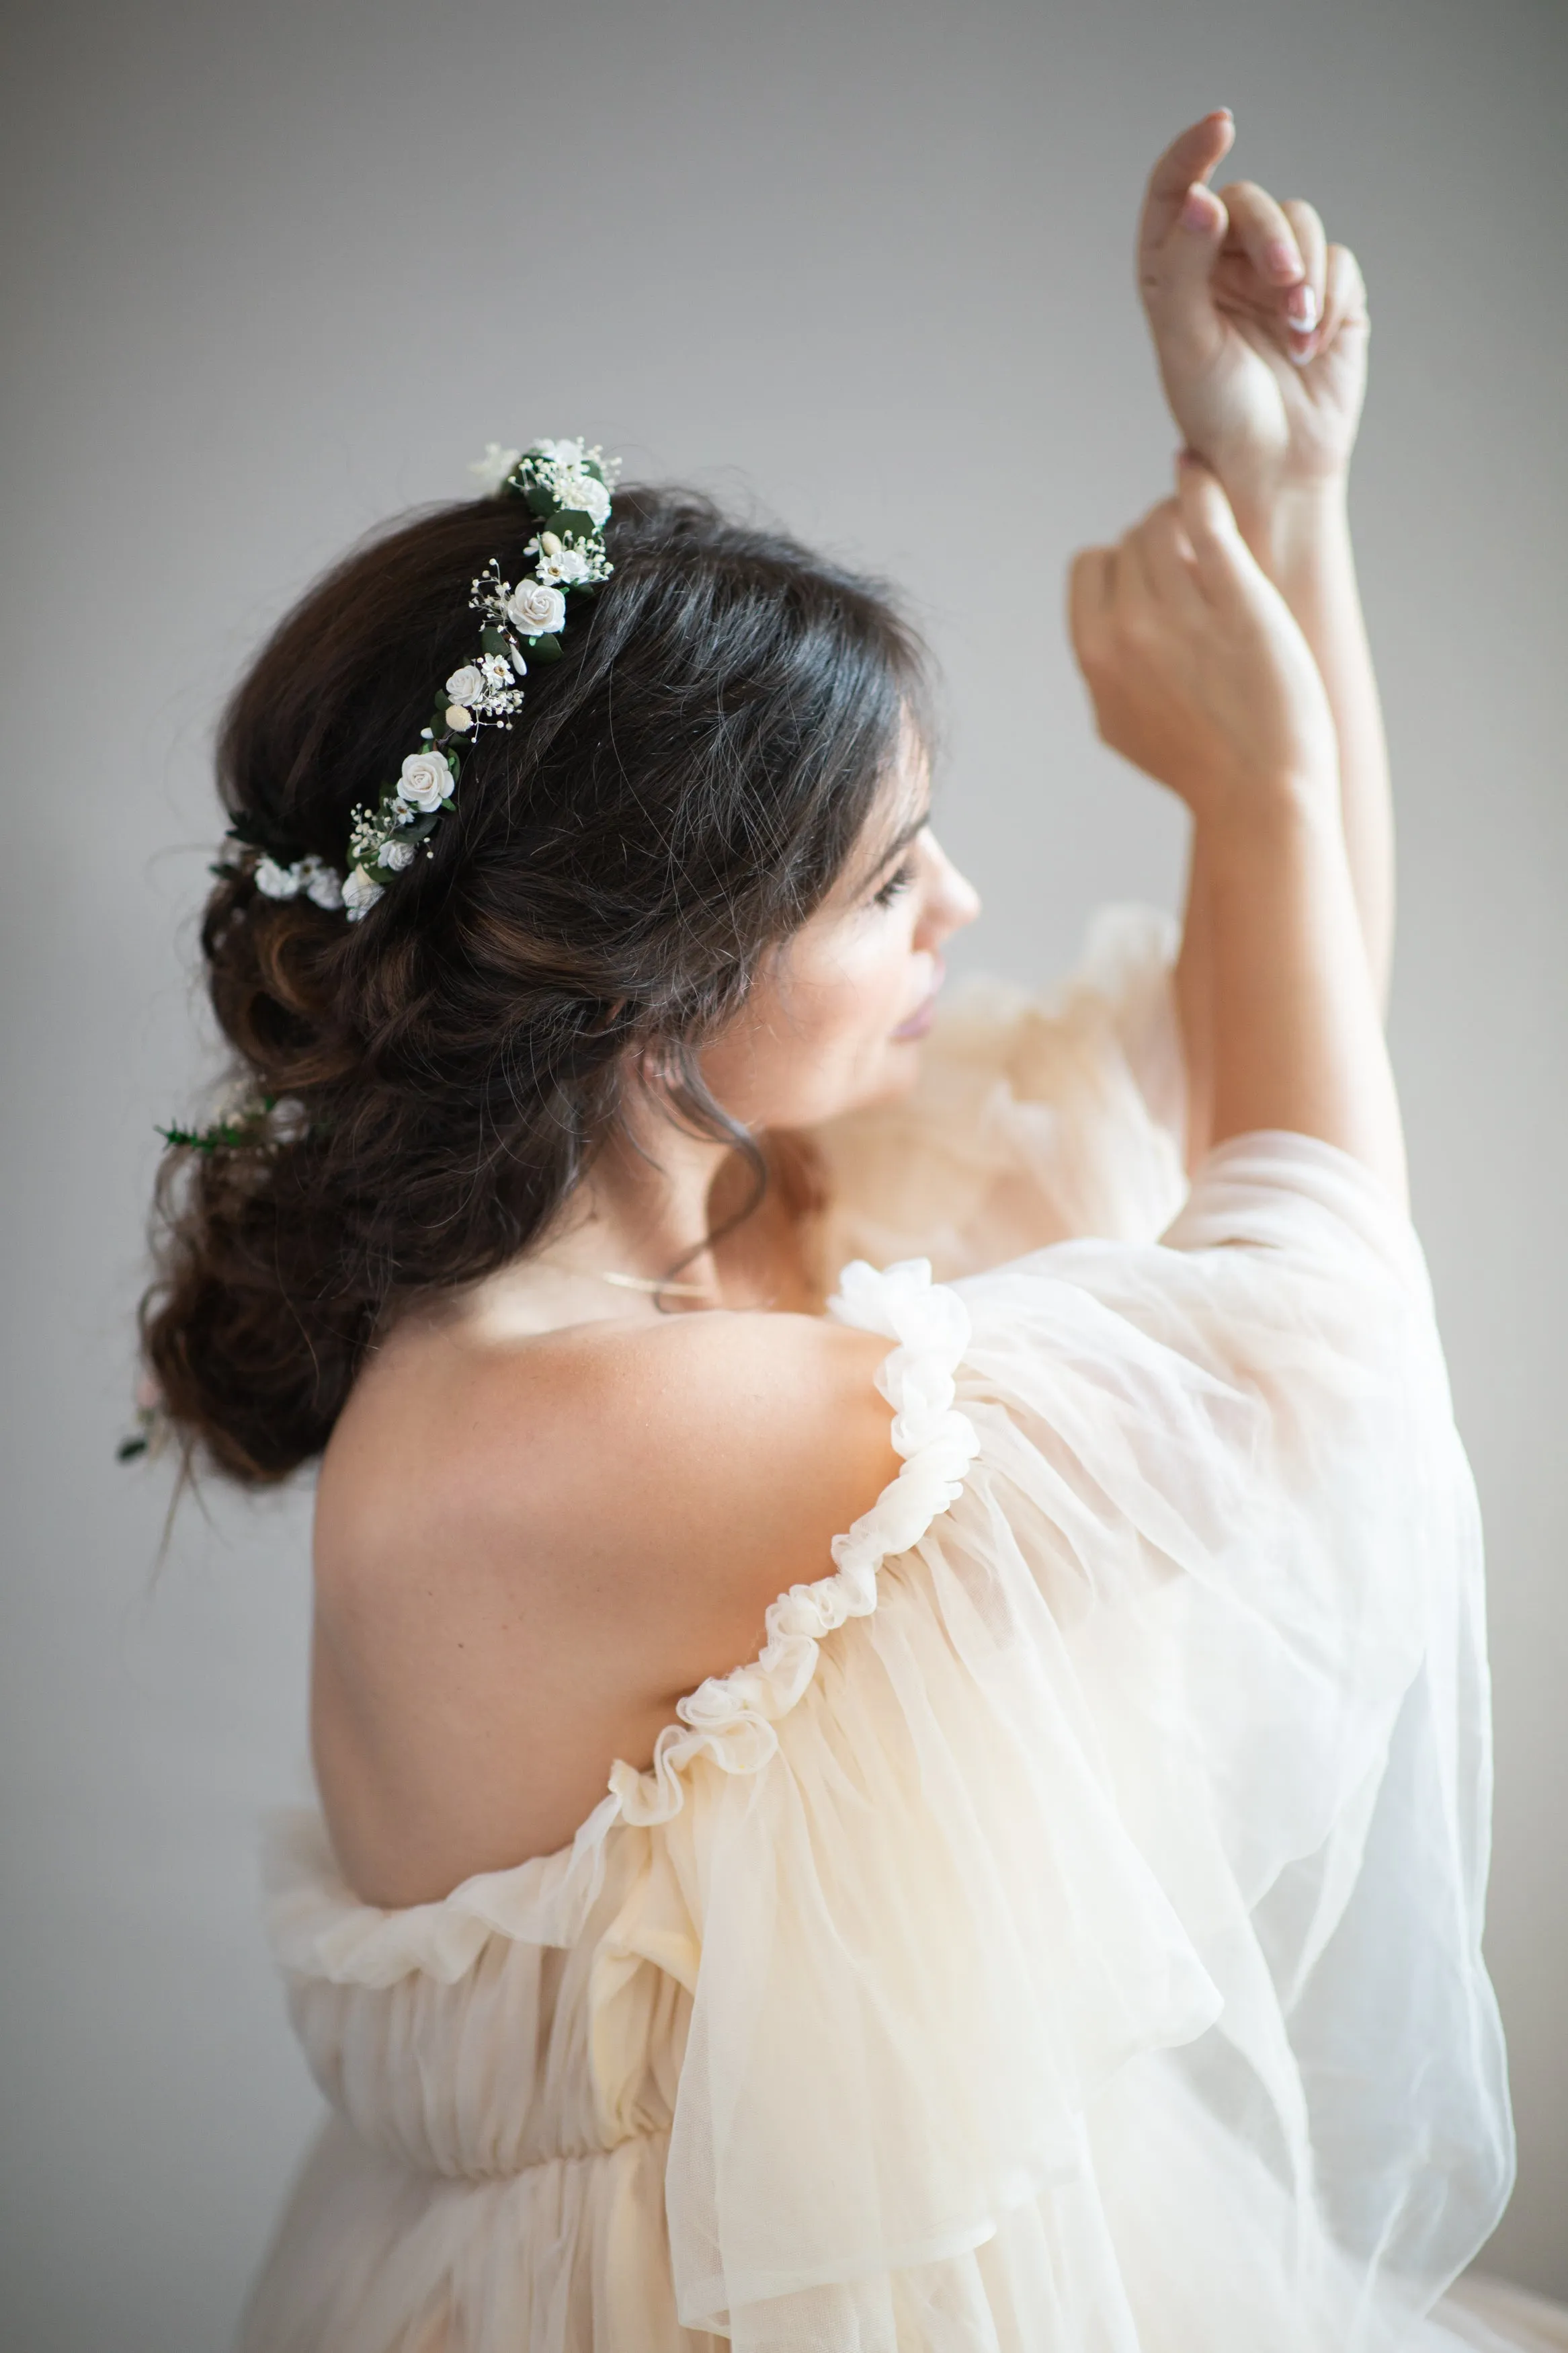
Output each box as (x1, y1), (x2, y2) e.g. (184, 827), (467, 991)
(866, 805), (933, 879)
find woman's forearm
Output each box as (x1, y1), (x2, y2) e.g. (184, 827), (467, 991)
(1176, 486), (1393, 1172)
(1075, 458), (1401, 1196)
(1242, 485), (1395, 1014)
(1200, 783), (1407, 1208)
(1174, 826), (1216, 1171)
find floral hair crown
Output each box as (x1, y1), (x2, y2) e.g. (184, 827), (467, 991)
(235, 436), (619, 923)
(128, 442), (621, 1453)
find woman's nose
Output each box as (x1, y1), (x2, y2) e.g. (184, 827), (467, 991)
(923, 834), (982, 939)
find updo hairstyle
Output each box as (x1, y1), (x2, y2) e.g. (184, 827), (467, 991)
(140, 484), (925, 1484)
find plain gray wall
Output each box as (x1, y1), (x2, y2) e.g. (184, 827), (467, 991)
(2, 0), (1563, 2344)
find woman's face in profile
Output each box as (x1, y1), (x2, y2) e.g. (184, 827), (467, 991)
(700, 729), (981, 1133)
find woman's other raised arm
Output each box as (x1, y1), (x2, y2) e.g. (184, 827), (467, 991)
(1069, 461), (1407, 1211)
(1134, 114), (1391, 1166)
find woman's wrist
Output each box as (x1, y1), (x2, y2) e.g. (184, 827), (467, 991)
(1229, 475), (1352, 587)
(1196, 764), (1342, 859)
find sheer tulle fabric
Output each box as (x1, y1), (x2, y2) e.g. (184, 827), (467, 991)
(241, 908), (1516, 2353)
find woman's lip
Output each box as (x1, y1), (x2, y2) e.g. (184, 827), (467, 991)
(893, 998), (938, 1041)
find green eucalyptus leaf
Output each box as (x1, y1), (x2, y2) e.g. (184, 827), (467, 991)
(524, 484), (554, 517)
(529, 635), (563, 662)
(222, 811), (296, 860)
(546, 508), (595, 541)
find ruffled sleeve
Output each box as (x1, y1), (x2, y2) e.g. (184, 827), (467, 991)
(811, 901), (1190, 1280)
(657, 1131), (1513, 2352)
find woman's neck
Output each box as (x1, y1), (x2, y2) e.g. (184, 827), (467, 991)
(550, 1111), (739, 1297)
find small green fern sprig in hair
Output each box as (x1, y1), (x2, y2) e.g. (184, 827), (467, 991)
(116, 1402), (168, 1464)
(155, 1091), (311, 1156)
(157, 1094), (278, 1154)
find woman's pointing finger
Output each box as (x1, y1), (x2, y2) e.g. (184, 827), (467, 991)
(1137, 110), (1235, 273)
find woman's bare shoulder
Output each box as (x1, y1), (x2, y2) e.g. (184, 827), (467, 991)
(310, 1307), (901, 1903)
(317, 1306), (900, 1613)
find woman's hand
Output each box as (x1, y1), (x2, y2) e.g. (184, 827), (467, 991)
(1137, 113), (1370, 543)
(1071, 463), (1404, 1202)
(1069, 458), (1338, 826)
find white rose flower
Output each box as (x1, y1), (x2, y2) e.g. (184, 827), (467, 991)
(530, 436), (583, 469)
(298, 855), (344, 910)
(341, 867), (384, 920)
(253, 856), (298, 899)
(446, 664), (483, 702)
(542, 543), (594, 586)
(554, 469), (611, 526)
(398, 750), (453, 812)
(269, 1096), (308, 1144)
(468, 443), (521, 495)
(378, 838), (416, 871)
(505, 578), (567, 636)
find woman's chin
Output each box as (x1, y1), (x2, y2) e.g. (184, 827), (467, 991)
(845, 1037), (929, 1116)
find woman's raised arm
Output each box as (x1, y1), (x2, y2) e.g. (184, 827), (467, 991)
(1070, 461), (1407, 1209)
(1134, 114), (1392, 1165)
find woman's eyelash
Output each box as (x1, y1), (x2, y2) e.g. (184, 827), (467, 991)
(872, 862), (917, 908)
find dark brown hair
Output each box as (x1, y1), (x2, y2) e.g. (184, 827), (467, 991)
(140, 482), (924, 1482)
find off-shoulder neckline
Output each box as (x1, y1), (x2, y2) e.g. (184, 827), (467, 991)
(267, 1258), (980, 1985)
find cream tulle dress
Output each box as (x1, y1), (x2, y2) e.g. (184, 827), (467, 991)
(239, 907), (1551, 2353)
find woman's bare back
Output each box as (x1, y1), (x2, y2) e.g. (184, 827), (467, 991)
(311, 1298), (899, 1907)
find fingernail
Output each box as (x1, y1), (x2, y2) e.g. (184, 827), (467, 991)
(1288, 335), (1317, 368)
(1266, 237), (1300, 281)
(1287, 282), (1319, 330)
(1181, 186), (1215, 232)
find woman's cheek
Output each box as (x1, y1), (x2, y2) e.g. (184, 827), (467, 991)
(809, 936), (909, 1046)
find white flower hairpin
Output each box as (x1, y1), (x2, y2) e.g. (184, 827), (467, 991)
(227, 436), (620, 926)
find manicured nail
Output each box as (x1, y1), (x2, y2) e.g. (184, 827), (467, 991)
(1182, 186), (1216, 232)
(1287, 282), (1319, 330)
(1288, 335), (1317, 368)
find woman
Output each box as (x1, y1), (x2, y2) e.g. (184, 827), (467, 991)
(140, 113), (1549, 2351)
